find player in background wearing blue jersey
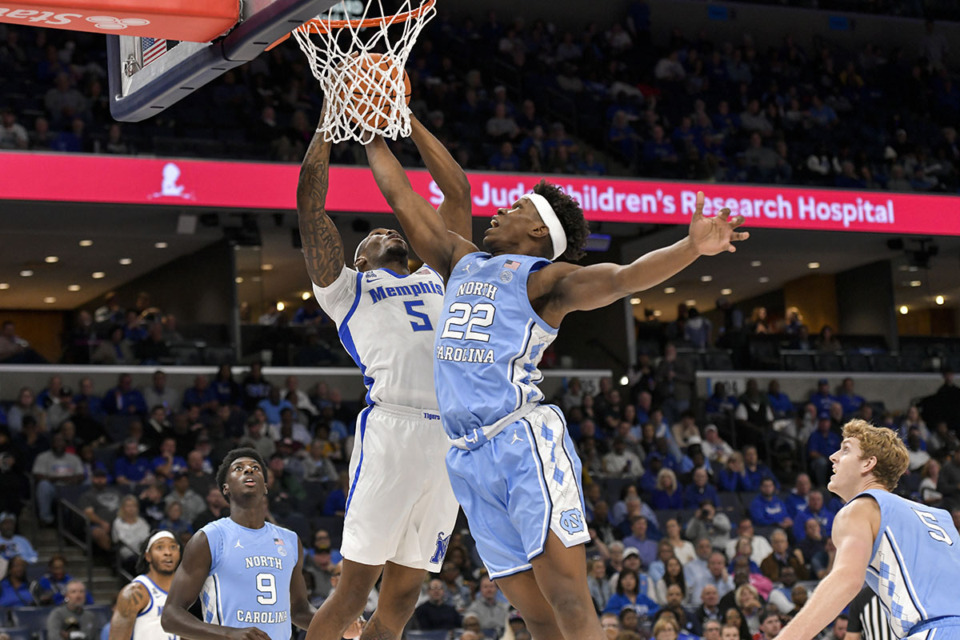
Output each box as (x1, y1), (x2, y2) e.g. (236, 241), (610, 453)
(364, 133), (748, 640)
(779, 420), (960, 640)
(162, 449), (315, 640)
(298, 103), (471, 640)
(110, 530), (181, 640)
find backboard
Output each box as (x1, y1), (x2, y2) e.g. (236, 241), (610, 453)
(106, 0), (342, 122)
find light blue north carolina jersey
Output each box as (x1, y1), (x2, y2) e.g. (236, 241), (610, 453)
(199, 518), (299, 640)
(313, 265), (444, 410)
(853, 489), (960, 638)
(435, 252), (557, 440)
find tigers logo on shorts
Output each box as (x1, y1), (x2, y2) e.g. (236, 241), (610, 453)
(559, 509), (584, 535)
(430, 531), (451, 564)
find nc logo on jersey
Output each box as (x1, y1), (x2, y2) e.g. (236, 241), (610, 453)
(430, 531), (451, 564)
(559, 509), (584, 535)
(499, 270), (513, 283)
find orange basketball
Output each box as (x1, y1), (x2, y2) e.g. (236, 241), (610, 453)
(340, 53), (412, 129)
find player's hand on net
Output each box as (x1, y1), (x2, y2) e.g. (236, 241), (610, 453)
(688, 190), (750, 256)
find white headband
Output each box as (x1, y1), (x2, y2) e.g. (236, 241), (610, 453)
(521, 193), (567, 261)
(147, 531), (176, 551)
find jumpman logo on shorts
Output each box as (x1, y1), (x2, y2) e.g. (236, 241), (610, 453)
(510, 430), (524, 444)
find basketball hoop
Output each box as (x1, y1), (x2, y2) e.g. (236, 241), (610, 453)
(280, 0), (437, 144)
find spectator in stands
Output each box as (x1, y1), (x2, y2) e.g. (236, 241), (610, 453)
(756, 609), (782, 640)
(622, 517), (658, 568)
(766, 381), (792, 420)
(102, 374), (148, 416)
(0, 108), (28, 149)
(694, 587), (723, 630)
(31, 554), (93, 606)
(793, 490), (835, 542)
(0, 513), (38, 563)
(806, 413), (841, 486)
(749, 477), (793, 528)
(760, 529), (808, 583)
(114, 439), (153, 488)
(701, 425), (734, 467)
(599, 612), (621, 639)
(656, 343), (696, 424)
(648, 540), (676, 583)
(725, 518), (773, 567)
(784, 472), (811, 518)
(258, 386), (294, 427)
(151, 437), (187, 483)
(742, 446), (778, 490)
(136, 323), (170, 364)
(735, 380), (774, 436)
(662, 518), (695, 564)
(416, 578), (462, 630)
(144, 371), (179, 415)
(189, 485), (227, 531)
(685, 504), (731, 553)
(80, 468), (123, 552)
(809, 379), (837, 414)
(684, 467), (719, 508)
(47, 580), (98, 640)
(45, 72), (87, 127)
(767, 566), (803, 615)
(32, 433), (84, 525)
(610, 546), (657, 602)
(112, 495), (150, 573)
(0, 556), (33, 606)
(672, 412), (703, 451)
(603, 437), (644, 478)
(241, 411), (276, 461)
(797, 519), (829, 579)
(14, 415), (49, 475)
(816, 326), (842, 352)
(157, 500), (193, 544)
(272, 408), (312, 448)
(604, 568), (660, 617)
(47, 390), (76, 432)
(164, 471), (205, 524)
(688, 551), (734, 607)
(241, 362), (271, 411)
(653, 469), (684, 509)
(465, 576), (509, 637)
(898, 404), (929, 441)
(7, 386), (46, 434)
(684, 308), (712, 348)
(705, 383), (738, 417)
(212, 364), (241, 406)
(589, 556), (614, 612)
(654, 556), (687, 606)
(91, 326), (133, 365)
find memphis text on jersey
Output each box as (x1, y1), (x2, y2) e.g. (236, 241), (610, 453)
(436, 281), (500, 364)
(236, 555), (288, 625)
(368, 281), (443, 304)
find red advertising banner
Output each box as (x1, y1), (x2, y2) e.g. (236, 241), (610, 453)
(2, 151), (958, 235)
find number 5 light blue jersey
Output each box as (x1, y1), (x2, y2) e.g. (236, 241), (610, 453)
(852, 489), (960, 639)
(434, 253), (557, 442)
(314, 265), (444, 410)
(198, 518), (299, 640)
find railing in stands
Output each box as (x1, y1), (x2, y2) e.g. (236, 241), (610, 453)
(56, 498), (94, 591)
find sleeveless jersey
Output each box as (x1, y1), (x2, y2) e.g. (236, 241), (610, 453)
(131, 575), (176, 640)
(851, 489), (960, 638)
(434, 253), (557, 439)
(313, 265), (444, 410)
(199, 518), (299, 640)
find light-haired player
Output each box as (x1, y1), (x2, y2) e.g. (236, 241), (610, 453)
(109, 530), (181, 640)
(297, 103), (472, 640)
(779, 420), (960, 640)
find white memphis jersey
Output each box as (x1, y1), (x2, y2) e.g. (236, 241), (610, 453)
(313, 265), (444, 410)
(131, 575), (176, 640)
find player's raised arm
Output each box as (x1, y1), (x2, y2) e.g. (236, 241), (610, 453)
(161, 532), (268, 640)
(409, 114), (473, 241)
(777, 499), (877, 640)
(297, 116), (344, 288)
(108, 582), (147, 640)
(364, 135), (476, 280)
(540, 191), (749, 324)
(289, 539), (316, 629)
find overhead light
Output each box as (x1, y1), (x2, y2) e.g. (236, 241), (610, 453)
(19, 270), (33, 277)
(653, 309), (662, 317)
(685, 299), (697, 307)
(720, 288), (733, 295)
(79, 239), (93, 247)
(751, 260), (762, 267)
(899, 305), (909, 315)
(909, 280), (922, 287)
(262, 264), (274, 271)
(629, 297), (641, 305)
(154, 242), (168, 249)
(276, 302), (285, 311)
(43, 296), (56, 304)
(45, 256), (59, 264)
(0, 283), (9, 290)
(301, 292), (312, 301)
(67, 285), (80, 292)
(807, 262), (820, 269)
(92, 272), (105, 279)
(119, 258), (132, 265)
(759, 276), (770, 283)
(235, 277), (244, 284)
(619, 375), (629, 386)
(935, 295), (945, 305)
(700, 275), (713, 282)
(664, 287), (676, 294)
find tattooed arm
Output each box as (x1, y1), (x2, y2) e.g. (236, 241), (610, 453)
(297, 125), (344, 287)
(108, 581), (148, 640)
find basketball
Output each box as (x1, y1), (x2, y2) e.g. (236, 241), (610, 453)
(339, 53), (412, 130)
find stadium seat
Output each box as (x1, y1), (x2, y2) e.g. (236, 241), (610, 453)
(782, 353), (815, 371)
(3, 628), (33, 640)
(842, 352), (871, 371)
(815, 353), (843, 372)
(11, 607), (57, 636)
(718, 492), (742, 514)
(870, 354), (899, 372)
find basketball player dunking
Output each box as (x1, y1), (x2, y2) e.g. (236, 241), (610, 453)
(162, 449), (314, 640)
(777, 420), (960, 640)
(298, 103), (472, 640)
(109, 530), (181, 640)
(365, 133), (748, 640)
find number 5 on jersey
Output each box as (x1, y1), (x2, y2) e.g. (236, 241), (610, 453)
(912, 508), (955, 545)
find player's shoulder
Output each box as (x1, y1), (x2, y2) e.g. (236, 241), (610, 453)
(117, 578), (151, 614)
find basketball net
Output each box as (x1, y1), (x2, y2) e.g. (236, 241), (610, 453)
(291, 0), (436, 144)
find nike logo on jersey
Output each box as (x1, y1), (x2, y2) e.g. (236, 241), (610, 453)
(235, 540), (244, 549)
(510, 430), (524, 444)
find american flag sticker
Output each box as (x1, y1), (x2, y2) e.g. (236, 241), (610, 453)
(141, 37), (167, 66)
(504, 260), (520, 270)
(274, 538), (284, 545)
